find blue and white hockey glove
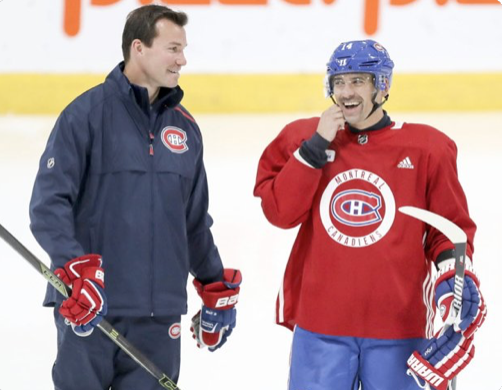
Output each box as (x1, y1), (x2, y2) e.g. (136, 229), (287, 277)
(407, 326), (475, 390)
(434, 258), (486, 337)
(55, 254), (107, 337)
(190, 269), (242, 351)
(407, 257), (487, 389)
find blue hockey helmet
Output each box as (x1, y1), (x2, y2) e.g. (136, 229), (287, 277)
(325, 40), (394, 97)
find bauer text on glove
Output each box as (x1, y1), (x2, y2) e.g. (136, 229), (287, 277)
(190, 268), (242, 351)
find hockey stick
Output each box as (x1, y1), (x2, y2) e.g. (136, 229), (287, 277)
(399, 206), (467, 390)
(0, 223), (180, 390)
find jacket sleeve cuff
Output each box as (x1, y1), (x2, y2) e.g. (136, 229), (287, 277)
(298, 133), (331, 169)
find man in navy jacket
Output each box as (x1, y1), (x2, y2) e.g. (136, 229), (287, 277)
(29, 5), (241, 389)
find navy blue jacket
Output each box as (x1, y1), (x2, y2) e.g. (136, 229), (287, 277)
(29, 63), (223, 316)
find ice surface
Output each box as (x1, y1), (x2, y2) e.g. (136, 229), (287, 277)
(0, 113), (500, 389)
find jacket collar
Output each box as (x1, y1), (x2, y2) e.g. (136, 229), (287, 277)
(106, 62), (184, 114)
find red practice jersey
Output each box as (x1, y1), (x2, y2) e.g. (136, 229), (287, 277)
(254, 118), (476, 339)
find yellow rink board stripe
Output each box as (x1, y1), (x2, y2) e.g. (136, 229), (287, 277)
(1, 73), (501, 114)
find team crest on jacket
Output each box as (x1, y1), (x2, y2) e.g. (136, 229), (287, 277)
(161, 126), (189, 154)
(169, 323), (181, 339)
(320, 169), (396, 247)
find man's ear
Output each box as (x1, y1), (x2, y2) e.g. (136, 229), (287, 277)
(130, 39), (144, 59)
(383, 78), (391, 95)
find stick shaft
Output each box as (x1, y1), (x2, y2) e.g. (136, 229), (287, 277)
(0, 223), (179, 390)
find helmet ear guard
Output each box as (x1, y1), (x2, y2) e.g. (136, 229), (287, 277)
(323, 74), (333, 99)
(376, 74), (390, 92)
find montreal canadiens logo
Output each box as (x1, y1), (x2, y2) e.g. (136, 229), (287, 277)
(320, 169), (396, 248)
(169, 323), (181, 339)
(374, 42), (385, 52)
(332, 190), (382, 226)
(161, 126), (189, 154)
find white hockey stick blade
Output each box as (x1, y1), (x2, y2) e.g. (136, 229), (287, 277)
(398, 206), (466, 245)
(399, 206), (467, 330)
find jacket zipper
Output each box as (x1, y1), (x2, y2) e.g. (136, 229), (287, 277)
(148, 127), (155, 316)
(149, 131), (154, 156)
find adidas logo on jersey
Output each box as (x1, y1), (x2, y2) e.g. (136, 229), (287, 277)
(397, 157), (414, 169)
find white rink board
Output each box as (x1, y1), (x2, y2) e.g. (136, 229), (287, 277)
(0, 112), (501, 389)
(0, 0), (501, 73)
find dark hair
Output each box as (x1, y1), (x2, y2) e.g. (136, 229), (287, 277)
(122, 5), (188, 63)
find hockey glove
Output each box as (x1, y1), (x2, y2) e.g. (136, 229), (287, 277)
(190, 268), (242, 351)
(54, 254), (107, 337)
(407, 326), (475, 390)
(434, 258), (487, 336)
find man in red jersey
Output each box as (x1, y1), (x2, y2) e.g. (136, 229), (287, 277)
(254, 40), (486, 390)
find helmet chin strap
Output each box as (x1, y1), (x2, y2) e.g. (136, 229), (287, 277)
(365, 89), (389, 120)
